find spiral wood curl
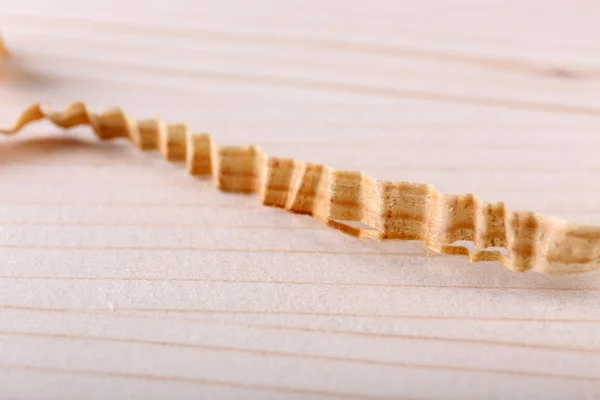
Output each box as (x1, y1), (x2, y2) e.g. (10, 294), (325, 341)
(2, 102), (599, 275)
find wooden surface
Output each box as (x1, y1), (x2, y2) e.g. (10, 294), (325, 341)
(1, 1), (600, 399)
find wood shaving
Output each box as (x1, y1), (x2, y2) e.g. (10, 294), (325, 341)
(1, 102), (599, 275)
(0, 34), (8, 57)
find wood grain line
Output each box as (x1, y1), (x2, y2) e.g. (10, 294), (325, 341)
(0, 200), (256, 208)
(0, 221), (324, 231)
(0, 330), (597, 383)
(4, 304), (600, 325)
(0, 275), (596, 293)
(0, 363), (392, 400)
(120, 307), (600, 324)
(3, 12), (598, 80)
(139, 315), (600, 355)
(27, 52), (600, 116)
(0, 244), (425, 257)
(3, 305), (600, 355)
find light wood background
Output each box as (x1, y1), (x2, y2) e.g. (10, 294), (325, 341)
(1, 1), (600, 399)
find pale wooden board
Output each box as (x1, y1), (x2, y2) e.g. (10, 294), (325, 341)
(1, 1), (600, 399)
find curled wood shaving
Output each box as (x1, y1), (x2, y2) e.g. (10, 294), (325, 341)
(0, 35), (7, 57)
(1, 102), (598, 275)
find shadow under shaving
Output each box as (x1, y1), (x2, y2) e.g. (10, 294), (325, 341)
(1, 134), (599, 293)
(0, 135), (127, 167)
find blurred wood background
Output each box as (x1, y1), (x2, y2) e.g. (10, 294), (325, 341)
(1, 1), (600, 398)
